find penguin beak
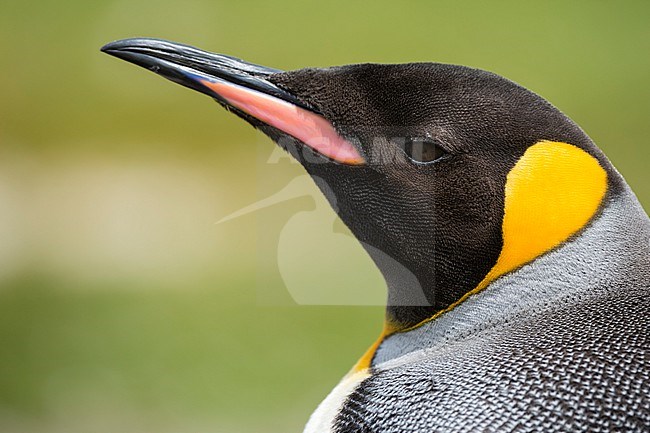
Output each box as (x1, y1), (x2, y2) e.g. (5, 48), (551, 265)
(101, 38), (365, 165)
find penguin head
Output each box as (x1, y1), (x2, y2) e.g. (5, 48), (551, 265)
(102, 39), (612, 330)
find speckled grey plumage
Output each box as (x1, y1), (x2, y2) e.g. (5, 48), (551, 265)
(334, 183), (650, 432)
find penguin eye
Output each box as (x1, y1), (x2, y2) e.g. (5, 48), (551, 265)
(402, 138), (446, 164)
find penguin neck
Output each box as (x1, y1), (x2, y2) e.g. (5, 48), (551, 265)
(364, 246), (442, 326)
(372, 183), (650, 367)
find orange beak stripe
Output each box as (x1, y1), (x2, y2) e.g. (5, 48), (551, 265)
(200, 79), (365, 165)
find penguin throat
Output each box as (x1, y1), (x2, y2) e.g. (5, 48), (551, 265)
(354, 140), (608, 372)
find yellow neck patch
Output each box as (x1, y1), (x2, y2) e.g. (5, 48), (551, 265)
(354, 140), (608, 372)
(475, 140), (608, 291)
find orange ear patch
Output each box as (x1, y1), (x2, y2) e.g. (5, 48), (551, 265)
(475, 140), (607, 291)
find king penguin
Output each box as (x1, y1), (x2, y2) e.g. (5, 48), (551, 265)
(102, 38), (650, 432)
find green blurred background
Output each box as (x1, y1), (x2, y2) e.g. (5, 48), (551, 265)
(0, 1), (648, 432)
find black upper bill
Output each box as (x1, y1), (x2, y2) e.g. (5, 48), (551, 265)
(101, 38), (311, 109)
